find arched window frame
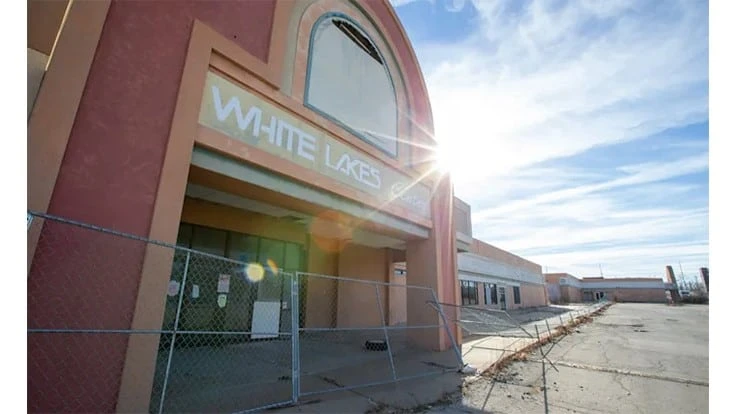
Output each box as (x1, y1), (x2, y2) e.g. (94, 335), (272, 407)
(304, 12), (401, 159)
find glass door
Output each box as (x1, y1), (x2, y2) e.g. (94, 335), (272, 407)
(226, 233), (260, 333)
(184, 226), (228, 333)
(250, 239), (287, 339)
(166, 223), (306, 340)
(498, 286), (507, 310)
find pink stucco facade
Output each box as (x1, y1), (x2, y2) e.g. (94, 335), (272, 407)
(544, 273), (667, 303)
(458, 239), (548, 310)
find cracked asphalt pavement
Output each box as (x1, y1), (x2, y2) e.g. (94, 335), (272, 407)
(431, 303), (708, 414)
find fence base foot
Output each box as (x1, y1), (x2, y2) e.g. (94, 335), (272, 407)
(461, 364), (478, 375)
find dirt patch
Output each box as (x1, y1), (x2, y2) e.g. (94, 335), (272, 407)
(368, 304), (613, 414)
(364, 391), (459, 414)
(491, 369), (523, 385)
(598, 322), (644, 328)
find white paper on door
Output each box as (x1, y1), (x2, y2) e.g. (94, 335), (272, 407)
(250, 301), (281, 339)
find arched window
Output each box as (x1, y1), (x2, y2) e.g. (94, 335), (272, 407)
(305, 14), (399, 158)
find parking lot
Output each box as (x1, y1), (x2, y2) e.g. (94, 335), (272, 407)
(434, 303), (709, 413)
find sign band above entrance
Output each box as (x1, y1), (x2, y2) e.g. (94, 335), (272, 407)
(198, 72), (431, 219)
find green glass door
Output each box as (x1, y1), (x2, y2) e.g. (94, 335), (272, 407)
(165, 222), (305, 340)
(226, 233), (260, 332)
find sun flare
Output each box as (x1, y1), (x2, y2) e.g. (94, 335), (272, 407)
(434, 139), (460, 177)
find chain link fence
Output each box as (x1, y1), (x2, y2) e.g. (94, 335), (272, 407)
(27, 211), (462, 413)
(433, 300), (612, 413)
(296, 272), (463, 398)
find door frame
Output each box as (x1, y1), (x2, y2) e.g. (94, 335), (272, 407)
(497, 286), (507, 310)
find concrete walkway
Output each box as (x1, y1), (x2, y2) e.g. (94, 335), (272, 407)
(431, 303), (708, 414)
(274, 303), (609, 413)
(461, 303), (608, 374)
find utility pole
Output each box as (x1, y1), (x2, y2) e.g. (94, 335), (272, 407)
(599, 264), (604, 278)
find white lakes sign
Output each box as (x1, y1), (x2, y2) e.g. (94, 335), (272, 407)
(198, 72), (431, 219)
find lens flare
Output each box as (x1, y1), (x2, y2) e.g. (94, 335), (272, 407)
(245, 263), (265, 282)
(267, 258), (279, 276)
(309, 212), (354, 253)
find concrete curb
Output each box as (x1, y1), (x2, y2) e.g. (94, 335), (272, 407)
(463, 303), (613, 381)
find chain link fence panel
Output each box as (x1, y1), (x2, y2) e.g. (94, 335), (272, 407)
(28, 212), (463, 413)
(28, 211), (295, 414)
(295, 272), (463, 398)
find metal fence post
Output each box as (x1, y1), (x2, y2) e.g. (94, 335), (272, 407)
(430, 290), (464, 369)
(536, 325), (549, 414)
(374, 284), (397, 381)
(291, 272), (301, 403)
(158, 250), (191, 414)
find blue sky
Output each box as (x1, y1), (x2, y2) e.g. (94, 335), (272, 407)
(391, 0), (709, 279)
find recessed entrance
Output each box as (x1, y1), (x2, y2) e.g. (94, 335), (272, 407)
(164, 223), (307, 339)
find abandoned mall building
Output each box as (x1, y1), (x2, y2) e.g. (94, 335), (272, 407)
(545, 273), (670, 303)
(27, 0), (555, 411)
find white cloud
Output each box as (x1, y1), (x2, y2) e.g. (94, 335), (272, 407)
(472, 152), (708, 219)
(401, 0), (709, 278)
(468, 158), (709, 278)
(536, 240), (709, 279)
(420, 0), (708, 183)
(390, 0), (468, 12)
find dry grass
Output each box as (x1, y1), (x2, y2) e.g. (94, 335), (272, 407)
(479, 304), (612, 378)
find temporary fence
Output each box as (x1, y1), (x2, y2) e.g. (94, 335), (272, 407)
(27, 211), (463, 413)
(434, 300), (611, 414)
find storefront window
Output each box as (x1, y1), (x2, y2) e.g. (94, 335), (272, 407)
(306, 14), (398, 157)
(461, 280), (478, 305)
(162, 223), (305, 336)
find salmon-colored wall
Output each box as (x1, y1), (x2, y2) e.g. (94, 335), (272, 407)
(520, 284), (548, 308)
(504, 284), (519, 310)
(336, 243), (389, 327)
(404, 174), (459, 349)
(544, 273), (576, 285)
(29, 0), (447, 411)
(476, 283), (486, 306)
(27, 0), (70, 55)
(48, 0), (276, 232)
(561, 285), (583, 303)
(438, 176), (460, 346)
(471, 239), (542, 275)
(305, 237), (339, 328)
(546, 273), (666, 304)
(558, 287), (666, 303)
(584, 277), (663, 282)
(28, 2), (278, 413)
(389, 266), (408, 326)
(500, 284), (545, 310)
(180, 197), (307, 245)
(598, 288), (667, 303)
